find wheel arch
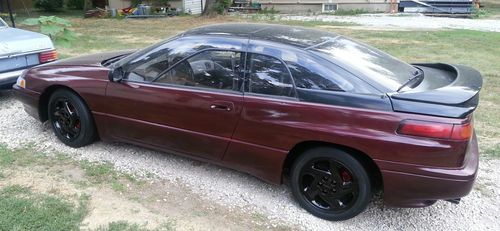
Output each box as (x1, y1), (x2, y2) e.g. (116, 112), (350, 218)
(38, 85), (89, 122)
(283, 141), (383, 191)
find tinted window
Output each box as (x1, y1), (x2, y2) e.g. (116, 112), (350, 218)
(286, 58), (354, 92)
(312, 36), (418, 91)
(125, 38), (210, 82)
(246, 54), (294, 97)
(155, 50), (243, 91)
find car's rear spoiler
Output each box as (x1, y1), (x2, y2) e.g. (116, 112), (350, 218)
(388, 63), (483, 118)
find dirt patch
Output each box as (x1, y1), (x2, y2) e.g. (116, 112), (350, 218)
(0, 156), (291, 230)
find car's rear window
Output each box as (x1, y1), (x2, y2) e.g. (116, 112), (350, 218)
(311, 37), (418, 91)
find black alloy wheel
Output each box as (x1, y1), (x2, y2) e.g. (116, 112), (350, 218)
(48, 89), (97, 148)
(52, 98), (81, 141)
(291, 147), (372, 221)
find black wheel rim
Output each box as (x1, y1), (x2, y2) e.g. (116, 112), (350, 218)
(299, 158), (359, 212)
(51, 98), (81, 141)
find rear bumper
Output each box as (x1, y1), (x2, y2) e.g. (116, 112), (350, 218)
(378, 134), (479, 207)
(0, 69), (25, 89)
(13, 84), (41, 120)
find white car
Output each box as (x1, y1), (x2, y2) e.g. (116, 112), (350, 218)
(0, 17), (57, 89)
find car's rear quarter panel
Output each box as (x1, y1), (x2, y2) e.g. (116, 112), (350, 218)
(227, 95), (469, 167)
(224, 95), (474, 203)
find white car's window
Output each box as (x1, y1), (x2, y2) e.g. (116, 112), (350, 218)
(0, 18), (7, 27)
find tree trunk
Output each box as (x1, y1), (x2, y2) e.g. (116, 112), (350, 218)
(83, 0), (93, 11)
(202, 0), (217, 16)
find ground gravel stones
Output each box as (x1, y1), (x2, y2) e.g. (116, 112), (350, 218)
(279, 13), (500, 32)
(1, 92), (499, 230)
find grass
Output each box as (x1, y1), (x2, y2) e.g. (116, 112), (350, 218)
(0, 185), (88, 231)
(96, 221), (176, 231)
(484, 144), (500, 158)
(476, 0), (500, 18)
(0, 144), (177, 230)
(79, 160), (140, 192)
(0, 143), (49, 167)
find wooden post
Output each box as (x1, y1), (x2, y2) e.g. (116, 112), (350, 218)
(6, 0), (15, 28)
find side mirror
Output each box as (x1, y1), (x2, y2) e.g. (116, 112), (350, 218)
(108, 67), (124, 82)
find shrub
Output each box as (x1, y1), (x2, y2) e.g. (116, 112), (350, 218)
(23, 16), (76, 47)
(34, 0), (64, 12)
(67, 0), (84, 10)
(214, 0), (232, 14)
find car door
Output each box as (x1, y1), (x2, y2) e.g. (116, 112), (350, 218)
(222, 52), (300, 182)
(104, 49), (245, 160)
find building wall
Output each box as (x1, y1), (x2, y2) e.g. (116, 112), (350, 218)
(261, 1), (392, 13)
(261, 4), (323, 14)
(338, 3), (391, 11)
(108, 0), (132, 9)
(170, 0), (184, 10)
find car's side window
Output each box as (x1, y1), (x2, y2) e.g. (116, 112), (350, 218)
(285, 58), (356, 92)
(126, 39), (202, 82)
(154, 50), (243, 92)
(246, 53), (295, 97)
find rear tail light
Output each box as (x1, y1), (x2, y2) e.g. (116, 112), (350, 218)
(39, 50), (58, 63)
(451, 122), (473, 140)
(397, 120), (472, 141)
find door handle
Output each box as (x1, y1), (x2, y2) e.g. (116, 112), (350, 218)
(210, 104), (232, 111)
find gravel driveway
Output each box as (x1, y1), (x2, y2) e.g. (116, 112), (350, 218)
(278, 14), (500, 32)
(1, 91), (499, 230)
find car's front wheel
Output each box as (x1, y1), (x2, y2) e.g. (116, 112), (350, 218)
(290, 147), (372, 221)
(48, 89), (97, 148)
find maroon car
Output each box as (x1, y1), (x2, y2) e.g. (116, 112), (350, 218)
(13, 24), (481, 220)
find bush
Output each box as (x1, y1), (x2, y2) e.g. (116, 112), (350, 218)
(214, 0), (232, 14)
(67, 0), (84, 10)
(23, 16), (76, 47)
(34, 0), (64, 12)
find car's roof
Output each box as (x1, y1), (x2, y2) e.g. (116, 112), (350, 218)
(182, 23), (340, 49)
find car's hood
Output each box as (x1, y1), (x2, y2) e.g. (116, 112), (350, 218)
(0, 27), (54, 56)
(47, 50), (136, 67)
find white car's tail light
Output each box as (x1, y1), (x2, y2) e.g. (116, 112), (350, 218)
(39, 50), (58, 63)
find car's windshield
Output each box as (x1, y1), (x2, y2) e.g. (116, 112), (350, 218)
(311, 36), (419, 92)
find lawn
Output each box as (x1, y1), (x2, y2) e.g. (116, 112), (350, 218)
(0, 144), (282, 230)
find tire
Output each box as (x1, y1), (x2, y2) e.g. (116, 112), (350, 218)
(290, 147), (372, 221)
(48, 89), (97, 148)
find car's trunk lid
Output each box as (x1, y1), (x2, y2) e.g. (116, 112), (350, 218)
(388, 63), (482, 118)
(0, 27), (53, 57)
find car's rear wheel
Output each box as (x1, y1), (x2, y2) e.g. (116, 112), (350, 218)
(48, 89), (97, 148)
(290, 147), (372, 221)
